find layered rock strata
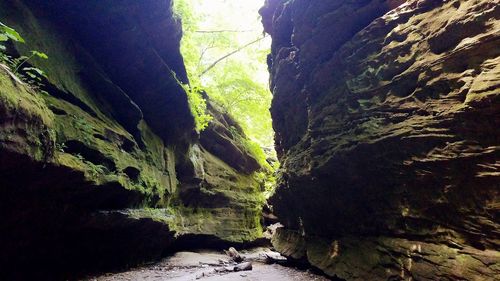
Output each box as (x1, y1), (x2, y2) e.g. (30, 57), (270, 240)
(261, 0), (500, 280)
(0, 1), (265, 279)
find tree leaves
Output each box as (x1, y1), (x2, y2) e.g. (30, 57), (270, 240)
(181, 84), (213, 132)
(31, 50), (48, 59)
(0, 21), (25, 43)
(199, 35), (267, 77)
(0, 21), (49, 89)
(174, 0), (274, 146)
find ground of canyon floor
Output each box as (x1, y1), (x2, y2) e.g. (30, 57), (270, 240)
(84, 248), (329, 281)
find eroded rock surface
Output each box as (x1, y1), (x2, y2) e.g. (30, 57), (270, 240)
(0, 1), (266, 279)
(261, 0), (500, 280)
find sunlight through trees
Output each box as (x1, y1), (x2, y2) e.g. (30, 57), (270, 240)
(173, 0), (274, 148)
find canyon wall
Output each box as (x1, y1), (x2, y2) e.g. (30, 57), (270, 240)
(261, 0), (500, 280)
(0, 1), (265, 279)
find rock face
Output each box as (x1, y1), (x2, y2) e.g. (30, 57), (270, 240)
(0, 1), (265, 279)
(171, 100), (265, 243)
(261, 0), (500, 280)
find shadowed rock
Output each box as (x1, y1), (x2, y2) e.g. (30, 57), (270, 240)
(261, 0), (500, 280)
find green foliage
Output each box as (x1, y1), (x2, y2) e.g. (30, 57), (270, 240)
(29, 50), (48, 59)
(87, 162), (106, 179)
(228, 125), (271, 172)
(0, 21), (25, 43)
(255, 170), (277, 199)
(0, 21), (22, 64)
(0, 21), (49, 89)
(13, 50), (49, 74)
(205, 60), (273, 146)
(180, 83), (213, 132)
(173, 3), (212, 132)
(55, 142), (67, 152)
(173, 0), (274, 147)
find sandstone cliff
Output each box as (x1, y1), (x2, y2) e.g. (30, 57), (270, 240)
(261, 0), (500, 280)
(0, 1), (265, 279)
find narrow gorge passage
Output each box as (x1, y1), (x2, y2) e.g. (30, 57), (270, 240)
(87, 249), (329, 281)
(0, 0), (499, 281)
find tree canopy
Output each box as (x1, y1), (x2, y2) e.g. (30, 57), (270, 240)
(173, 0), (274, 148)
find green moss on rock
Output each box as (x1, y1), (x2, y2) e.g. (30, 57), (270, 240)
(0, 4), (269, 278)
(0, 65), (55, 161)
(170, 144), (265, 242)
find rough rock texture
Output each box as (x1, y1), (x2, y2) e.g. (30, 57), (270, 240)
(200, 101), (261, 175)
(261, 0), (500, 280)
(0, 1), (265, 279)
(172, 101), (265, 243)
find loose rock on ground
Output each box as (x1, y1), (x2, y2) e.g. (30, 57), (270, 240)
(85, 248), (329, 281)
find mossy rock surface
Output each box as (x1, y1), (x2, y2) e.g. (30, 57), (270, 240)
(171, 144), (265, 242)
(262, 0), (500, 279)
(0, 65), (55, 161)
(0, 0), (268, 279)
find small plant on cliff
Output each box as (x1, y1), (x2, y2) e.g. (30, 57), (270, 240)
(0, 21), (49, 88)
(0, 21), (23, 65)
(12, 50), (48, 74)
(180, 83), (212, 132)
(0, 21), (24, 45)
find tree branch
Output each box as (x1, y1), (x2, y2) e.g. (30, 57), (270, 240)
(198, 40), (216, 67)
(200, 35), (267, 77)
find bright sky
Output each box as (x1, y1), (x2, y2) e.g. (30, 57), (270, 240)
(175, 0), (274, 146)
(194, 0), (271, 85)
(196, 0), (265, 31)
